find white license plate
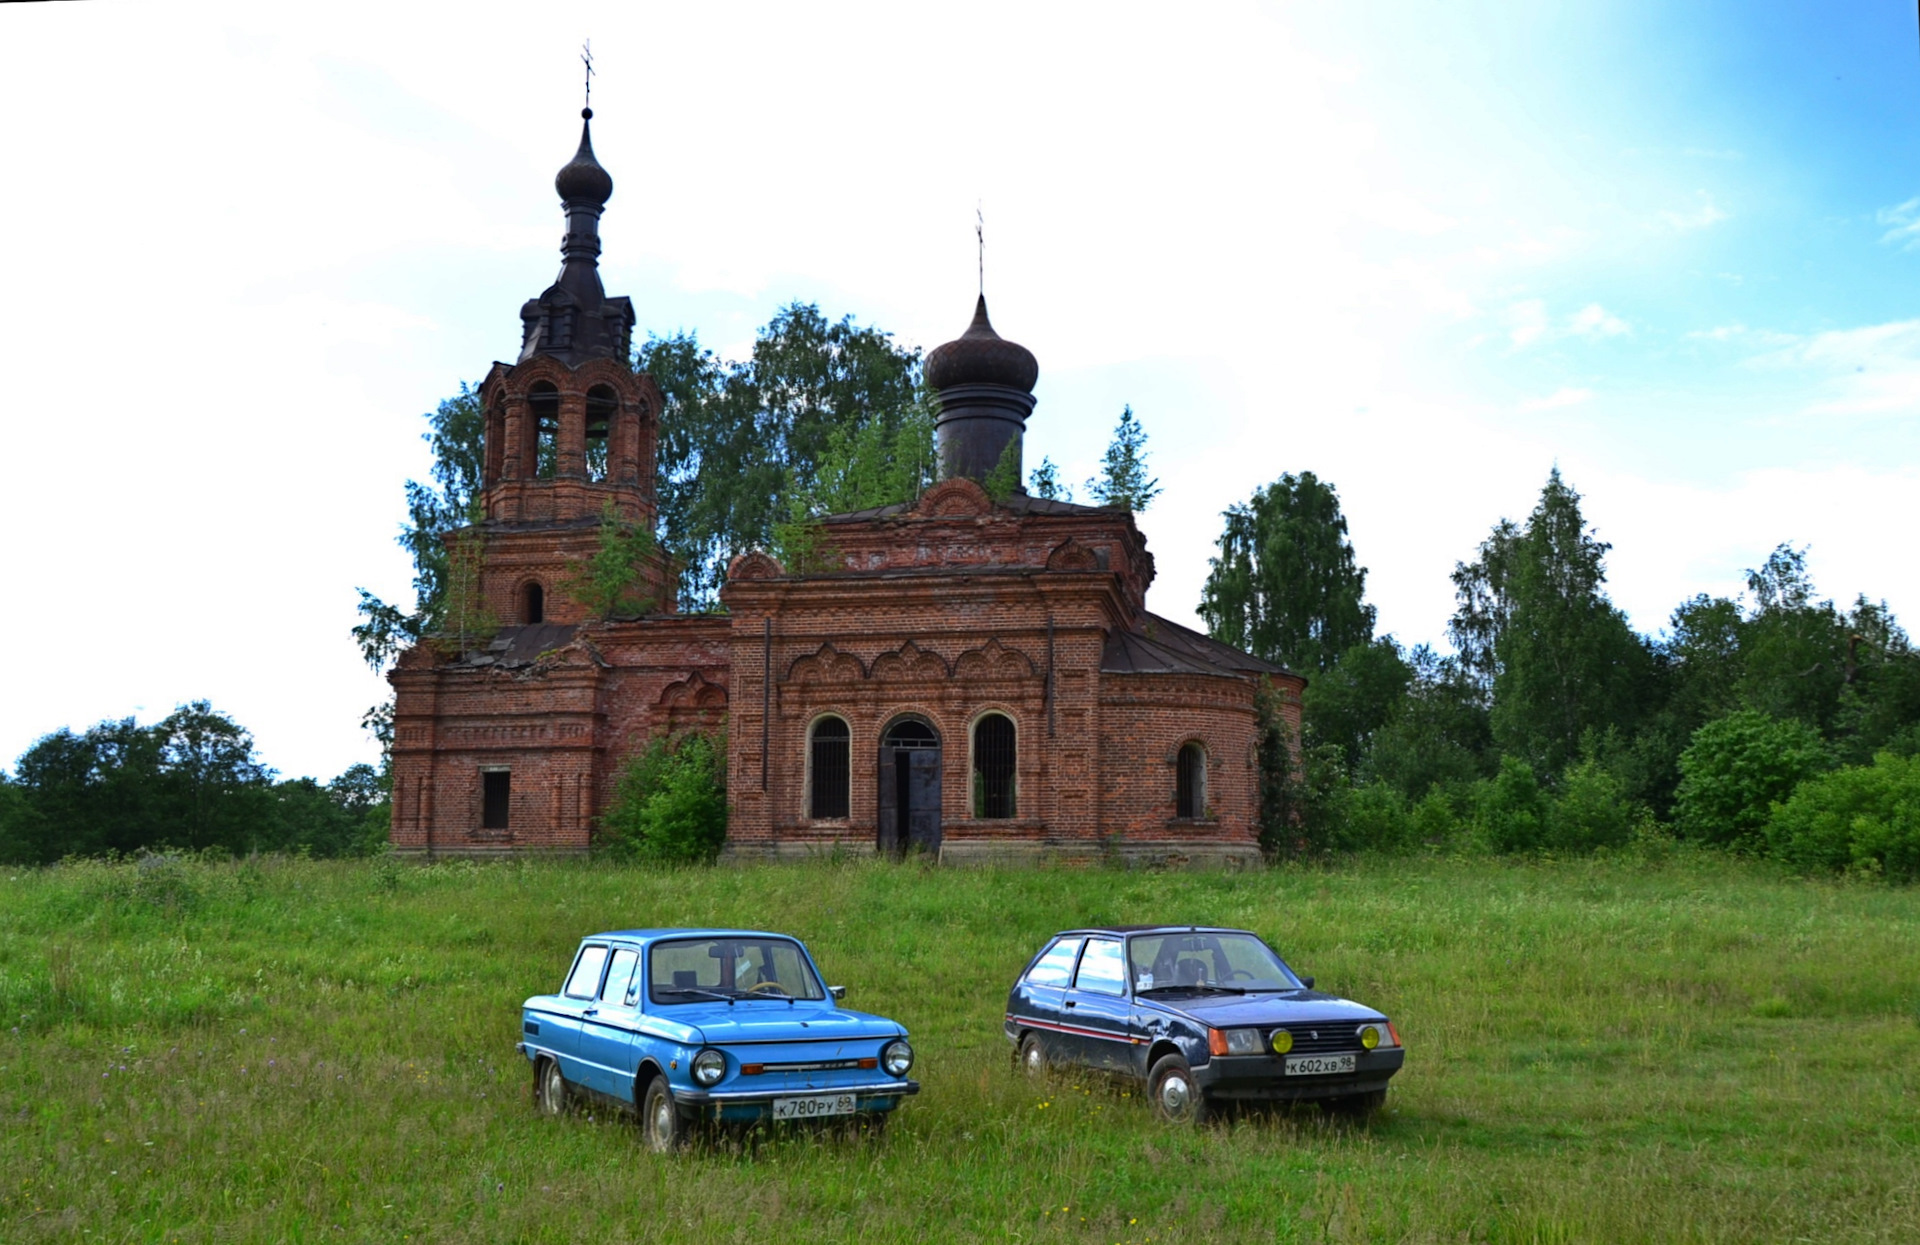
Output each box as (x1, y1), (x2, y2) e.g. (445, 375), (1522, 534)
(772, 1094), (857, 1120)
(1285, 1053), (1356, 1076)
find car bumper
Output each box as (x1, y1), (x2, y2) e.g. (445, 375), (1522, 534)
(1194, 1048), (1404, 1101)
(676, 1079), (920, 1121)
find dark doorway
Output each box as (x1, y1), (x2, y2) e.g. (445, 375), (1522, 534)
(877, 718), (941, 858)
(482, 770), (511, 830)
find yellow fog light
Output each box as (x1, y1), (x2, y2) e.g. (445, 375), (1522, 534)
(1271, 1029), (1293, 1055)
(1359, 1025), (1381, 1050)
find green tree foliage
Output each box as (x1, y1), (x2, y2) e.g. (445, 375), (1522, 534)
(1451, 469), (1654, 774)
(562, 500), (661, 619)
(1201, 470), (1376, 674)
(1547, 759), (1638, 854)
(981, 436), (1023, 503)
(641, 304), (924, 607)
(1027, 457), (1071, 501)
(770, 401), (938, 573)
(1674, 710), (1832, 848)
(1765, 751), (1920, 879)
(1302, 638), (1412, 771)
(0, 704), (387, 864)
(1086, 405), (1161, 512)
(1477, 755), (1550, 853)
(598, 733), (728, 864)
(1363, 646), (1493, 799)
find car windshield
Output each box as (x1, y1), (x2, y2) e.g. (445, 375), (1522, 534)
(648, 937), (826, 1004)
(1127, 932), (1303, 993)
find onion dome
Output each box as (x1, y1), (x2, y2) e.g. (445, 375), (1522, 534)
(554, 108), (613, 206)
(925, 295), (1039, 393)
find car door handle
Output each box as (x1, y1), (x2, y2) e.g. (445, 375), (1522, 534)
(1063, 1000), (1076, 1009)
(582, 1008), (598, 1016)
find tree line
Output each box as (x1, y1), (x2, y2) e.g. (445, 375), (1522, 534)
(1204, 469), (1920, 879)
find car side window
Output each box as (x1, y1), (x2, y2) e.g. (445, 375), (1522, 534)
(563, 945), (609, 999)
(600, 948), (639, 1005)
(1073, 938), (1127, 996)
(1025, 937), (1084, 988)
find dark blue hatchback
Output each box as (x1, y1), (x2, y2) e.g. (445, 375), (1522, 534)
(1003, 925), (1404, 1122)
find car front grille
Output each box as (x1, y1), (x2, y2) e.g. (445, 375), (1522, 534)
(1267, 1024), (1361, 1055)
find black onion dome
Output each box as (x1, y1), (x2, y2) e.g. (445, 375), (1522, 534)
(925, 295), (1038, 393)
(555, 109), (613, 205)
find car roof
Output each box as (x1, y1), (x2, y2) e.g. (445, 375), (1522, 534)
(1055, 925), (1254, 937)
(581, 928), (803, 944)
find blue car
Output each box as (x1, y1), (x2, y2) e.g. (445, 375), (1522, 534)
(519, 928), (919, 1150)
(1004, 925), (1403, 1122)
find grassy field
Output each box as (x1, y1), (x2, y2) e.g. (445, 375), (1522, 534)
(1, 852), (1917, 1244)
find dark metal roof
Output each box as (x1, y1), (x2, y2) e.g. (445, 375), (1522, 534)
(925, 295), (1039, 392)
(1100, 612), (1288, 678)
(449, 622), (579, 668)
(820, 492), (1119, 524)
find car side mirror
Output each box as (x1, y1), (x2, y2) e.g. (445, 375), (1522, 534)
(1300, 976), (1315, 990)
(829, 985), (847, 1001)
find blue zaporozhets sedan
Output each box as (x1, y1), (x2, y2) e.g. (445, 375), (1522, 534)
(518, 928), (919, 1150)
(1004, 925), (1403, 1122)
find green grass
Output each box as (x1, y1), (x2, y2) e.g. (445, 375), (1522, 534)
(2, 853), (1918, 1243)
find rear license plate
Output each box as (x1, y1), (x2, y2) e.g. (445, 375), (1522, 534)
(772, 1094), (857, 1120)
(1285, 1053), (1356, 1075)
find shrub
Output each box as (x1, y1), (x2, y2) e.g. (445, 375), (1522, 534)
(1339, 782), (1412, 853)
(1478, 755), (1549, 853)
(599, 732), (728, 864)
(1548, 759), (1636, 854)
(1674, 711), (1831, 849)
(1764, 752), (1920, 879)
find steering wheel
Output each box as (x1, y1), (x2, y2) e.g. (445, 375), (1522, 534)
(746, 981), (790, 996)
(1225, 969), (1257, 982)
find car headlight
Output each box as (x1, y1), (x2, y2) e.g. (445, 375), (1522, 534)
(1271, 1028), (1294, 1055)
(691, 1048), (726, 1086)
(882, 1038), (913, 1077)
(1224, 1028), (1262, 1056)
(1357, 1021), (1398, 1050)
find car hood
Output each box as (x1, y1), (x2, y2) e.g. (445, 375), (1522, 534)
(669, 1001), (904, 1045)
(1147, 990), (1386, 1027)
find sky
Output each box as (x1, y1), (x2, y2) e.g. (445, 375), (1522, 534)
(3, 1), (1919, 781)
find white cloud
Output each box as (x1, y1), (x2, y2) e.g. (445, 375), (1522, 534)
(1506, 298), (1551, 346)
(1659, 193), (1729, 231)
(1519, 387), (1594, 412)
(1878, 196), (1920, 248)
(1568, 303), (1631, 338)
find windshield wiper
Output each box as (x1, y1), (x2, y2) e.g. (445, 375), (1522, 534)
(656, 987), (736, 1006)
(1137, 984), (1246, 996)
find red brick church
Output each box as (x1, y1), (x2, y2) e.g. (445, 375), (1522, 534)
(387, 111), (1301, 865)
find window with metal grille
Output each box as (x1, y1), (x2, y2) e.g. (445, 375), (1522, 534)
(482, 770), (511, 829)
(809, 717), (850, 819)
(1176, 743), (1206, 819)
(972, 714), (1017, 819)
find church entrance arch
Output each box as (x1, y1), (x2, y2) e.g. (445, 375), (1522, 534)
(877, 716), (941, 859)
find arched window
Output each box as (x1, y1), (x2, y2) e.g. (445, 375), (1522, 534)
(585, 385), (617, 481)
(809, 717), (851, 819)
(529, 383), (560, 479)
(972, 713), (1017, 819)
(522, 582), (545, 625)
(1176, 742), (1207, 819)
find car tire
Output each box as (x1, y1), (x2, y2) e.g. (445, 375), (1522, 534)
(640, 1075), (686, 1153)
(1147, 1052), (1208, 1125)
(534, 1057), (568, 1116)
(1324, 1088), (1387, 1118)
(1017, 1032), (1053, 1081)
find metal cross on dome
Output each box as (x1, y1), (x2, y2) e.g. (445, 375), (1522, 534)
(582, 39), (595, 109)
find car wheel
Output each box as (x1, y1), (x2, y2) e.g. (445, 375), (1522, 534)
(1324, 1088), (1387, 1118)
(640, 1076), (686, 1153)
(1017, 1032), (1053, 1080)
(534, 1057), (568, 1116)
(1147, 1053), (1208, 1125)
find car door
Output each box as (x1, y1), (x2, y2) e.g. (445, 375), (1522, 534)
(545, 943), (610, 1082)
(575, 946), (642, 1098)
(1064, 937), (1133, 1071)
(1011, 936), (1083, 1064)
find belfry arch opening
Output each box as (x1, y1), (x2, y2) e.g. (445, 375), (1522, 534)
(529, 383), (560, 479)
(585, 385), (617, 481)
